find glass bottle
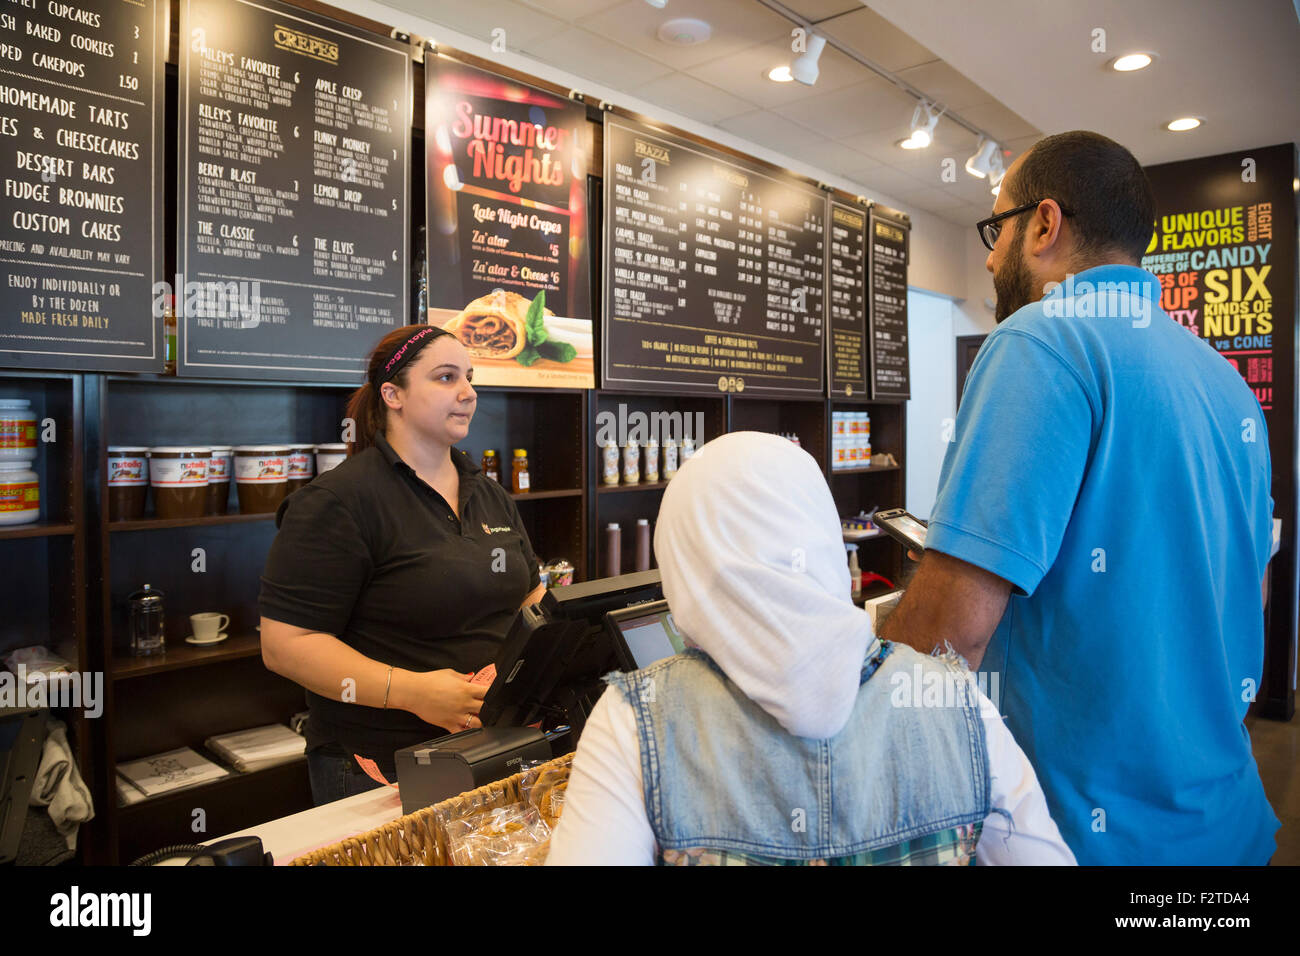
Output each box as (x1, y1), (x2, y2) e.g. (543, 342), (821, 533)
(163, 298), (177, 375)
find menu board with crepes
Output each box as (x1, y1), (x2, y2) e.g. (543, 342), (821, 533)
(602, 115), (825, 397)
(178, 0), (410, 380)
(827, 200), (868, 397)
(868, 206), (910, 400)
(0, 0), (164, 372)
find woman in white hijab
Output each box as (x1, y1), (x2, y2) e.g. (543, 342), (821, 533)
(546, 432), (1072, 865)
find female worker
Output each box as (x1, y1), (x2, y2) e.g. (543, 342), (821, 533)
(260, 325), (544, 805)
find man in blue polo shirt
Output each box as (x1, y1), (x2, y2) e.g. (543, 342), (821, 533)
(880, 131), (1277, 864)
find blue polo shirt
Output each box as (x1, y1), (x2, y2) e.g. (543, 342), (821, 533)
(929, 263), (1277, 865)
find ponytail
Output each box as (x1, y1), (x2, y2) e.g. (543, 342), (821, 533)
(344, 381), (388, 457)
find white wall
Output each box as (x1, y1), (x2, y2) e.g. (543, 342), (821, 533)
(903, 289), (956, 519)
(954, 230), (997, 335)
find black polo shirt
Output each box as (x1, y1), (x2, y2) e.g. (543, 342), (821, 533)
(258, 431), (540, 776)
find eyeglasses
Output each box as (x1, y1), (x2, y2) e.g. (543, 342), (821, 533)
(976, 199), (1074, 251)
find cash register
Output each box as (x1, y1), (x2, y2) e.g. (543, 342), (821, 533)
(394, 570), (671, 813)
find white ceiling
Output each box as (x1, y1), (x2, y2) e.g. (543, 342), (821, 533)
(381, 0), (1298, 227)
(382, 0), (1043, 225)
(867, 0), (1300, 167)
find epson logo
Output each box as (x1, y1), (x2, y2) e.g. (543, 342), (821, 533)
(49, 886), (151, 936)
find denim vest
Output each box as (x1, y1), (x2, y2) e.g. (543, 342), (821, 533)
(605, 642), (991, 865)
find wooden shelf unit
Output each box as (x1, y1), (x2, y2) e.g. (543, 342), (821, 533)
(0, 370), (91, 853)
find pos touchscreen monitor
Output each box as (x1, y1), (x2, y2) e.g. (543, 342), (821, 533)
(604, 600), (685, 670)
(480, 571), (664, 741)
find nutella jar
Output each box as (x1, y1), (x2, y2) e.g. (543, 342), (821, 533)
(0, 399), (38, 461)
(205, 446), (233, 515)
(315, 443), (347, 476)
(286, 444), (314, 494)
(107, 446), (150, 521)
(149, 446), (210, 520)
(0, 460), (39, 525)
(234, 445), (289, 514)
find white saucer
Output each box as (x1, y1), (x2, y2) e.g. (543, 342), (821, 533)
(185, 632), (228, 646)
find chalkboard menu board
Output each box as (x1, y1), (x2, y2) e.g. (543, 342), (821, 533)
(827, 200), (867, 397)
(868, 206), (910, 399)
(0, 0), (164, 372)
(602, 116), (825, 397)
(178, 0), (410, 380)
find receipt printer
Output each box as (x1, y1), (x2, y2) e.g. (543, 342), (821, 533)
(394, 726), (553, 816)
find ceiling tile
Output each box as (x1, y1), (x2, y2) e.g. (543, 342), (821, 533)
(683, 42), (866, 110)
(780, 0), (863, 21)
(955, 101), (1040, 143)
(716, 109), (829, 157)
(384, 0), (570, 49)
(896, 60), (994, 112)
(583, 0), (792, 70)
(849, 164), (927, 197)
(633, 72), (757, 125)
(774, 77), (919, 139)
(781, 137), (880, 175)
(894, 185), (970, 213)
(516, 0), (625, 21)
(517, 26), (676, 87)
(817, 6), (937, 72)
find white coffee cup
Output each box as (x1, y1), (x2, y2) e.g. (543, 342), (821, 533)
(190, 612), (230, 641)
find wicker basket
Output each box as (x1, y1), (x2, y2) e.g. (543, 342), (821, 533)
(290, 752), (573, 866)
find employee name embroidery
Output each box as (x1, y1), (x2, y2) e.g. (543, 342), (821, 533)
(50, 886), (151, 936)
(481, 523), (513, 534)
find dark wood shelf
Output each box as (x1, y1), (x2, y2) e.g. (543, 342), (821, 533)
(0, 520), (75, 539)
(116, 753), (308, 815)
(509, 488), (583, 501)
(108, 512), (276, 532)
(597, 480), (674, 494)
(831, 464), (900, 475)
(105, 373), (356, 390)
(111, 632), (263, 680)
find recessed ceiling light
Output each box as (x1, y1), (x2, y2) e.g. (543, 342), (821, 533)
(657, 17), (711, 45)
(767, 65), (793, 83)
(1167, 116), (1203, 131)
(1110, 52), (1153, 72)
(898, 136), (923, 150)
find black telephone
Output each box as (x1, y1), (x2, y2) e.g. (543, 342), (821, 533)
(130, 835), (274, 866)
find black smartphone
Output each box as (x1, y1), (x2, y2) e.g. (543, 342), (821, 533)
(872, 508), (928, 554)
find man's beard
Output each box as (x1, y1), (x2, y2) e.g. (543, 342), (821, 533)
(993, 239), (1039, 323)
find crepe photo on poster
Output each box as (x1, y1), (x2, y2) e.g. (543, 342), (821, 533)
(425, 57), (593, 388)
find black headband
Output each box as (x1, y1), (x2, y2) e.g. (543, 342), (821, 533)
(372, 326), (449, 388)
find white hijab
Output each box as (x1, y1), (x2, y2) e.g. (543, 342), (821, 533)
(653, 431), (873, 739)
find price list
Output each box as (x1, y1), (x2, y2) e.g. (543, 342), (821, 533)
(602, 116), (825, 397)
(0, 0), (163, 371)
(827, 200), (867, 397)
(179, 0), (410, 380)
(868, 208), (910, 399)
